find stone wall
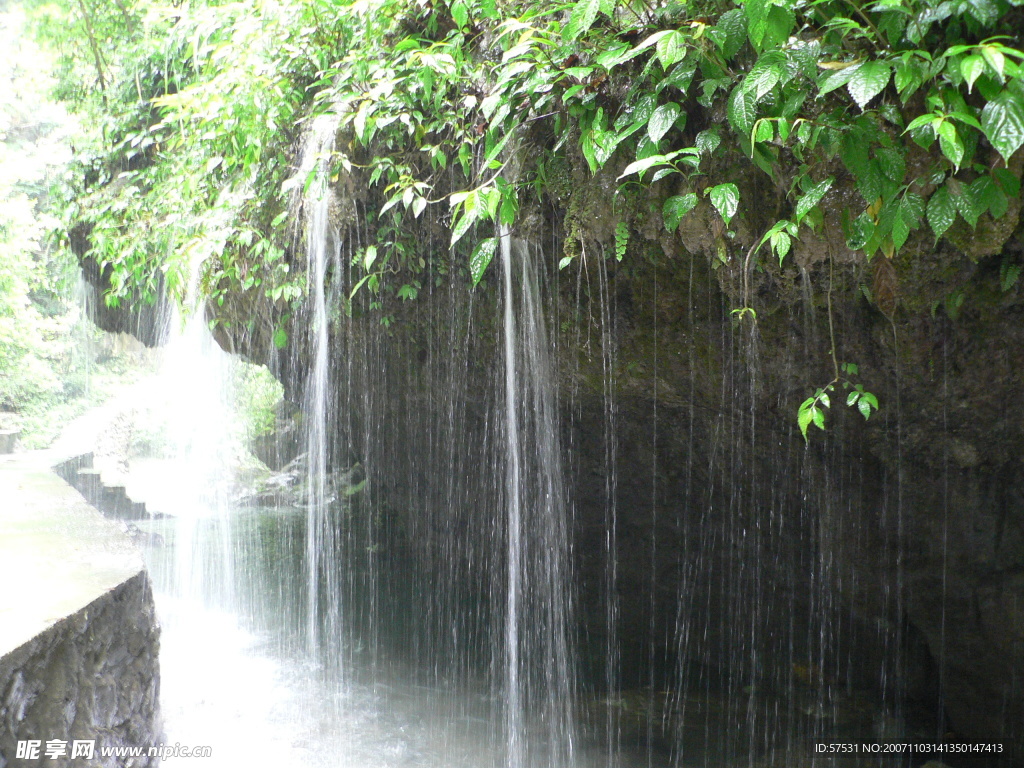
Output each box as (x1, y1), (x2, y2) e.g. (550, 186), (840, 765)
(0, 455), (161, 768)
(0, 573), (160, 768)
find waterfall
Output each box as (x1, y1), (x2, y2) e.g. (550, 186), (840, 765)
(498, 229), (576, 768)
(294, 109), (344, 665)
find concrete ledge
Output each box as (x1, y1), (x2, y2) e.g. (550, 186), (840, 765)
(0, 454), (160, 767)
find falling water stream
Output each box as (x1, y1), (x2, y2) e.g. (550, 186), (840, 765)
(99, 114), (958, 768)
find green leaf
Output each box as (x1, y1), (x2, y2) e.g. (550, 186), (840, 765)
(695, 129), (721, 155)
(929, 186), (958, 240)
(716, 9), (748, 59)
(558, 255), (575, 270)
(273, 327), (288, 349)
(763, 5), (795, 51)
(450, 192), (479, 246)
(961, 54), (985, 93)
(981, 88), (1024, 163)
(1000, 260), (1021, 291)
(663, 193), (698, 232)
(707, 183), (739, 225)
(847, 60), (891, 109)
(797, 397), (815, 440)
(363, 245), (378, 271)
(451, 0), (469, 28)
(648, 102), (681, 144)
(727, 87), (757, 136)
(795, 177), (834, 222)
(937, 120), (964, 169)
(857, 397), (872, 419)
(470, 237), (497, 286)
(771, 230), (791, 264)
(656, 30), (689, 69)
(948, 180), (981, 229)
(741, 50), (786, 101)
(875, 147), (905, 183)
(564, 0), (601, 41)
(971, 175), (1007, 219)
(618, 154), (669, 181)
(981, 44), (1005, 80)
(818, 63), (861, 96)
(812, 407), (826, 429)
(894, 56), (926, 99)
(745, 0), (769, 50)
(891, 210), (910, 251)
(994, 168), (1021, 198)
(845, 211), (875, 250)
(753, 119), (773, 143)
(614, 221), (629, 261)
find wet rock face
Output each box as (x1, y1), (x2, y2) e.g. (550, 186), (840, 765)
(566, 246), (1024, 757)
(200, 156), (1024, 758)
(0, 572), (161, 768)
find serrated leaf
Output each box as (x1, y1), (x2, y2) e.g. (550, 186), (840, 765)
(970, 175), (1005, 219)
(847, 60), (891, 109)
(656, 30), (689, 69)
(891, 211), (910, 251)
(451, 0), (468, 28)
(753, 119), (773, 143)
(846, 211), (876, 250)
(857, 397), (872, 419)
(900, 191), (925, 222)
(950, 179), (982, 228)
(648, 102), (681, 144)
(564, 0), (601, 41)
(470, 237), (497, 286)
(763, 5), (794, 51)
(818, 62), (861, 96)
(994, 168), (1021, 198)
(930, 193), (961, 244)
(695, 129), (721, 155)
(841, 131), (872, 178)
(727, 87), (757, 135)
(795, 177), (834, 222)
(981, 88), (1024, 163)
(894, 57), (926, 99)
(716, 9), (747, 59)
(1000, 261), (1021, 291)
(741, 51), (786, 100)
(981, 44), (1005, 79)
(798, 397), (815, 440)
(618, 154), (667, 181)
(937, 120), (964, 169)
(846, 390), (860, 406)
(614, 220), (630, 261)
(961, 54), (985, 92)
(663, 193), (698, 232)
(708, 183), (739, 224)
(363, 245), (378, 271)
(771, 230), (791, 264)
(812, 407), (825, 428)
(875, 147), (905, 183)
(746, 0), (769, 50)
(450, 191), (479, 246)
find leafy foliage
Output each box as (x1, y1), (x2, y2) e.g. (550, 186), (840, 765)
(34, 0), (1024, 437)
